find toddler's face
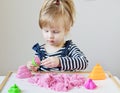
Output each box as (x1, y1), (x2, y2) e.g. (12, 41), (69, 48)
(42, 24), (67, 47)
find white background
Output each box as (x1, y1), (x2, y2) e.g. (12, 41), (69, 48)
(0, 0), (120, 78)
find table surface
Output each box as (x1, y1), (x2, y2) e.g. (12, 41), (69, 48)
(0, 76), (5, 84)
(0, 72), (120, 93)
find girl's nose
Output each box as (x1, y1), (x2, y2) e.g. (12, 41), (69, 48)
(49, 32), (54, 39)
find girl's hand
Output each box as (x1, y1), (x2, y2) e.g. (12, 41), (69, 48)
(41, 57), (60, 68)
(27, 61), (39, 72)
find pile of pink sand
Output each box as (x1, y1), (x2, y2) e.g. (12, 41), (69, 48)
(28, 73), (86, 92)
(16, 65), (32, 79)
(16, 65), (97, 91)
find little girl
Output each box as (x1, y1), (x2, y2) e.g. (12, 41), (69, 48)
(27, 0), (88, 72)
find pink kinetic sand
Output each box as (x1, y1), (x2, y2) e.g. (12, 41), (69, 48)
(28, 73), (86, 92)
(34, 56), (40, 65)
(16, 65), (32, 79)
(84, 78), (97, 89)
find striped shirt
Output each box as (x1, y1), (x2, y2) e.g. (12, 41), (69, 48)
(32, 40), (88, 71)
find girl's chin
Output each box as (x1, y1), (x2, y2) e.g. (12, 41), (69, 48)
(46, 42), (61, 47)
(46, 41), (64, 47)
(46, 42), (56, 46)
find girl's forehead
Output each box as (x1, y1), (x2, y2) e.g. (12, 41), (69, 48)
(43, 23), (64, 30)
(44, 19), (65, 29)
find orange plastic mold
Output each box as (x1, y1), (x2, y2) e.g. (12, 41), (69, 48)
(89, 64), (106, 80)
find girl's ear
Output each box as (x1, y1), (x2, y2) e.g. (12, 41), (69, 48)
(65, 30), (69, 35)
(65, 26), (71, 35)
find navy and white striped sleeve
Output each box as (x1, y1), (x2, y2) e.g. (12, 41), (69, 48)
(59, 44), (88, 71)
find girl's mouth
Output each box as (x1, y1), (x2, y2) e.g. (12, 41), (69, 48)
(48, 40), (54, 43)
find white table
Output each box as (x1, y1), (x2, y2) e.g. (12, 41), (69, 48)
(0, 73), (120, 93)
(114, 76), (120, 84)
(0, 76), (5, 84)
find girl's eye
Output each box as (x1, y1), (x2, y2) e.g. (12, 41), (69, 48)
(45, 30), (49, 32)
(53, 31), (59, 34)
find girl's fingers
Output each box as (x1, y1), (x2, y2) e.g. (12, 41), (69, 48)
(41, 58), (49, 63)
(27, 61), (39, 72)
(31, 66), (38, 72)
(44, 64), (52, 68)
(41, 61), (50, 66)
(41, 58), (50, 65)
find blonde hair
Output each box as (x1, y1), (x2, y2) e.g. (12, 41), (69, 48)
(39, 0), (75, 31)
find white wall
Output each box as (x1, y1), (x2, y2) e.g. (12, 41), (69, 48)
(0, 0), (120, 78)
